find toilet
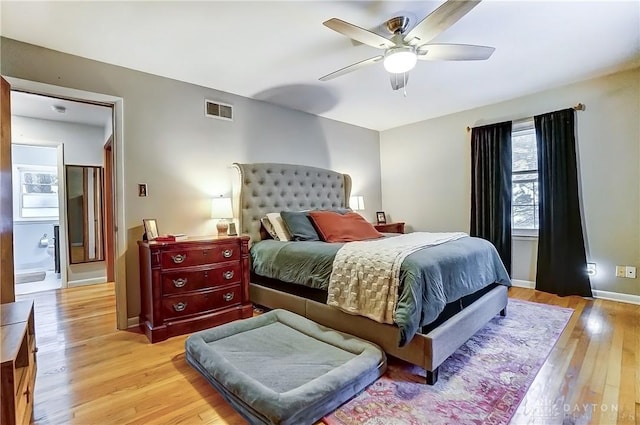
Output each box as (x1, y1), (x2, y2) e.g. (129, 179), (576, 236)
(46, 240), (55, 259)
(42, 232), (60, 278)
(41, 234), (54, 261)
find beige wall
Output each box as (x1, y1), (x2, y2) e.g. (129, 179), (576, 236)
(1, 37), (382, 319)
(380, 67), (640, 296)
(3, 35), (637, 309)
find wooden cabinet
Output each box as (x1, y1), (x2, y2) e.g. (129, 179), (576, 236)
(138, 236), (253, 343)
(374, 222), (405, 234)
(1, 300), (37, 425)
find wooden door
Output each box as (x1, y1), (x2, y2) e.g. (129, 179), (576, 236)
(0, 77), (15, 303)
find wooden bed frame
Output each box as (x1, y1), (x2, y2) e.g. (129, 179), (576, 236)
(232, 162), (508, 384)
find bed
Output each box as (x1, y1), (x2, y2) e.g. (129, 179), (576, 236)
(231, 162), (510, 384)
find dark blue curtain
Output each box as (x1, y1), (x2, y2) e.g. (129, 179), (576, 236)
(470, 121), (513, 275)
(535, 109), (592, 297)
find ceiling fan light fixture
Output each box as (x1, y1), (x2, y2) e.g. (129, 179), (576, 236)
(383, 47), (417, 74)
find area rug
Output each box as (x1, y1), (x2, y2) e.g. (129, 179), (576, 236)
(15, 271), (46, 284)
(323, 299), (573, 425)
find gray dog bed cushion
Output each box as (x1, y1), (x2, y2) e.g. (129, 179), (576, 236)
(185, 309), (386, 425)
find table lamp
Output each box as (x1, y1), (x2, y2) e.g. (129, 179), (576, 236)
(349, 195), (365, 211)
(211, 196), (233, 235)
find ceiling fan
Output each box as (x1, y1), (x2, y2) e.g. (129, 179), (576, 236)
(319, 0), (495, 91)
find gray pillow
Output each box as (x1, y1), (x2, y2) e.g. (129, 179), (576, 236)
(280, 211), (319, 241)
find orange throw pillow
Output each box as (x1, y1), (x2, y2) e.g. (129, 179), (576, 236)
(308, 211), (383, 243)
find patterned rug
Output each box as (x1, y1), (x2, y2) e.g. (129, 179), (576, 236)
(323, 299), (573, 425)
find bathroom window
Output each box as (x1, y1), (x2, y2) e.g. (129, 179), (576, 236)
(18, 167), (59, 219)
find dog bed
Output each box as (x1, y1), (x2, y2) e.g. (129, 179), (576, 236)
(185, 309), (386, 425)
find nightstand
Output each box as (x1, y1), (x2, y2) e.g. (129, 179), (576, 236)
(138, 235), (253, 343)
(374, 222), (405, 234)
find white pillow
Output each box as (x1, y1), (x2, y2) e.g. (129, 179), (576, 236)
(266, 212), (291, 241)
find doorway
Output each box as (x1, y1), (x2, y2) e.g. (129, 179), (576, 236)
(11, 91), (114, 294)
(12, 143), (63, 295)
(2, 76), (128, 330)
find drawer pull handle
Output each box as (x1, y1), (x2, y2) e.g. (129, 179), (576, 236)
(222, 249), (233, 258)
(173, 278), (187, 288)
(223, 292), (234, 302)
(171, 254), (186, 264)
(173, 302), (187, 312)
(223, 271), (234, 280)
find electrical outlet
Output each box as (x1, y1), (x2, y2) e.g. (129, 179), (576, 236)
(625, 266), (636, 279)
(616, 266), (626, 278)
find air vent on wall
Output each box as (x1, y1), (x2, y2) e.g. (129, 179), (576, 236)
(205, 99), (233, 121)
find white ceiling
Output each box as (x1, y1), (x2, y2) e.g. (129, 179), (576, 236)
(11, 91), (112, 128)
(2, 1), (639, 131)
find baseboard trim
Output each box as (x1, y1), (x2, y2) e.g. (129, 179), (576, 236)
(592, 290), (640, 306)
(67, 277), (107, 287)
(511, 280), (640, 305)
(127, 317), (140, 329)
(511, 279), (535, 289)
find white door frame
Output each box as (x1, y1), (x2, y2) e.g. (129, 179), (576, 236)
(5, 76), (128, 330)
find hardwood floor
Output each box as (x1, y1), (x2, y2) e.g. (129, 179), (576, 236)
(18, 284), (245, 425)
(508, 288), (639, 425)
(16, 284), (639, 425)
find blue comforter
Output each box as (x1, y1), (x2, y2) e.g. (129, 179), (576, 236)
(251, 235), (511, 346)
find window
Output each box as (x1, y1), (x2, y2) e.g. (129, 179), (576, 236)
(17, 166), (59, 219)
(512, 119), (538, 236)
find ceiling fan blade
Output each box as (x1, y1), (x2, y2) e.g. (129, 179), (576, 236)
(403, 0), (482, 46)
(319, 55), (383, 81)
(417, 43), (495, 61)
(323, 18), (395, 49)
(390, 73), (409, 91)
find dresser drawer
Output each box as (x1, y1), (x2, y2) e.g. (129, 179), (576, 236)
(161, 242), (240, 269)
(161, 263), (241, 295)
(162, 284), (242, 320)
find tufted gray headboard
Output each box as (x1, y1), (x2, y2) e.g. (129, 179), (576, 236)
(232, 163), (352, 243)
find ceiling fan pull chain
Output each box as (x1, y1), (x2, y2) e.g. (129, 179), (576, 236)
(403, 73), (408, 97)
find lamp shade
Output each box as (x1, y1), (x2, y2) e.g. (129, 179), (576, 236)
(349, 196), (365, 211)
(211, 197), (233, 219)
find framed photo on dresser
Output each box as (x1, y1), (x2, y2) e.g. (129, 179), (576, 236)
(143, 218), (159, 240)
(376, 211), (386, 224)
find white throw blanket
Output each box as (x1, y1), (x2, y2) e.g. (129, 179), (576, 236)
(327, 232), (468, 324)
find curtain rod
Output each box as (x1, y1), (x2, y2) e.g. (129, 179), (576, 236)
(466, 103), (585, 132)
